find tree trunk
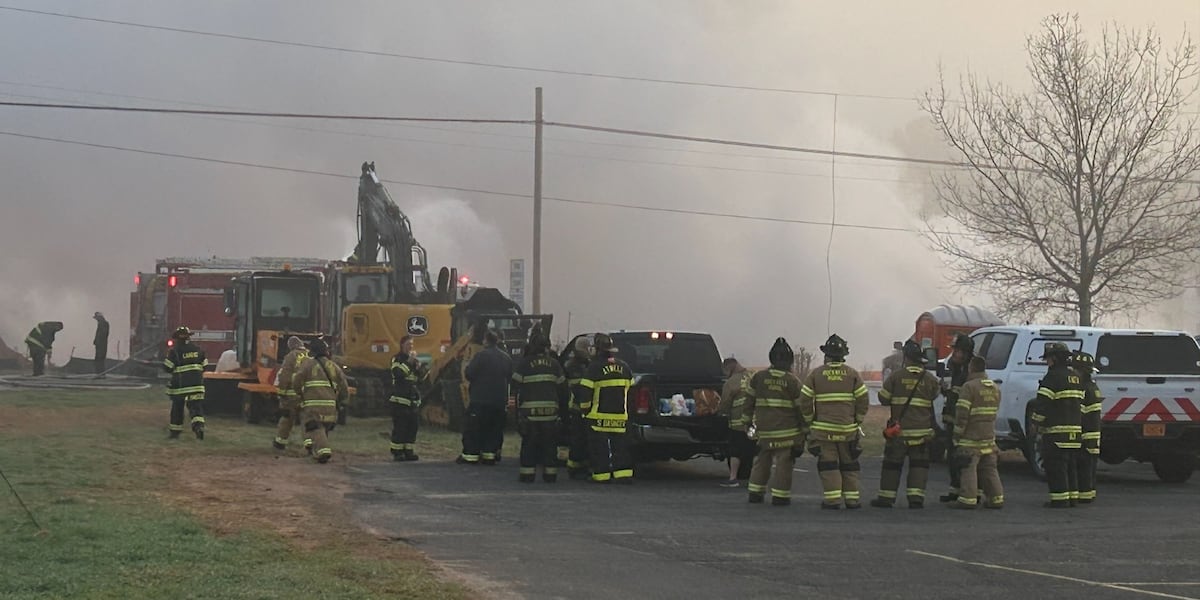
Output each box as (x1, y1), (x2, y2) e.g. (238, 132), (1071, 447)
(1078, 288), (1093, 326)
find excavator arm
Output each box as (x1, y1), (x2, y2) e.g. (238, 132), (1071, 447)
(352, 162), (442, 303)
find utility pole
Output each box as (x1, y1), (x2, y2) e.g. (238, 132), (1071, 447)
(532, 87), (543, 314)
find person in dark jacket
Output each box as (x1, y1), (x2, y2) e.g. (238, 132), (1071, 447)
(458, 330), (513, 465)
(24, 321), (63, 377)
(93, 312), (110, 377)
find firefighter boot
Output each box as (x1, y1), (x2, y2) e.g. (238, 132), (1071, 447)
(772, 496), (791, 506)
(404, 449), (420, 462)
(192, 423), (205, 441)
(748, 492), (764, 504)
(870, 498), (894, 508)
(168, 430), (181, 440)
(518, 471), (536, 483)
(543, 473), (558, 483)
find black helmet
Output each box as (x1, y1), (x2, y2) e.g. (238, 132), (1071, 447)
(951, 333), (975, 355)
(902, 340), (926, 364)
(594, 333), (617, 355)
(309, 338), (330, 357)
(1040, 341), (1070, 361)
(768, 337), (794, 368)
(527, 325), (550, 354)
(820, 334), (849, 359)
(172, 326), (192, 340)
(1071, 350), (1097, 373)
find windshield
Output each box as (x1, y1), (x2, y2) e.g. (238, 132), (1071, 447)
(610, 332), (722, 378)
(1095, 335), (1200, 375)
(259, 279), (315, 319)
(344, 273), (389, 303)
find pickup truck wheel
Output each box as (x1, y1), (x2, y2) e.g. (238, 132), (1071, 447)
(1022, 413), (1046, 480)
(1152, 454), (1195, 483)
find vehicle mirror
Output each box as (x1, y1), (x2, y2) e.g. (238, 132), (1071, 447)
(223, 288), (235, 314)
(893, 341), (903, 350)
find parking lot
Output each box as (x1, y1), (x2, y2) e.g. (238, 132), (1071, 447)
(348, 454), (1200, 600)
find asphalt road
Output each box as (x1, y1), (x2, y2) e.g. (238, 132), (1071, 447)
(348, 453), (1200, 600)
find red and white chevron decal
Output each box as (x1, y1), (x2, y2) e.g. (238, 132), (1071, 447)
(1103, 397), (1200, 422)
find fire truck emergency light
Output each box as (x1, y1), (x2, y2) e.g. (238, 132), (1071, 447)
(168, 275), (178, 287)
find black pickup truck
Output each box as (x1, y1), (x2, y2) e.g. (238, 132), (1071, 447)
(561, 330), (732, 466)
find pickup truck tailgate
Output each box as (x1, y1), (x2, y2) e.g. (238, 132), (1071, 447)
(1097, 375), (1200, 423)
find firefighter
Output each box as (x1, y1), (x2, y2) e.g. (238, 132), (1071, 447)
(458, 330), (513, 466)
(563, 336), (594, 480)
(389, 335), (427, 462)
(163, 326), (207, 440)
(1029, 341), (1085, 508)
(800, 334), (871, 510)
(273, 336), (309, 451)
(742, 339), (804, 505)
(578, 333), (635, 483)
(24, 321), (62, 377)
(948, 356), (1004, 510)
(93, 312), (109, 377)
(718, 357), (756, 487)
(292, 338), (348, 464)
(509, 327), (568, 483)
(870, 340), (940, 509)
(938, 333), (975, 503)
(1071, 350), (1102, 504)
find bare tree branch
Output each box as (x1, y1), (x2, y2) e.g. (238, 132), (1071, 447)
(920, 14), (1200, 325)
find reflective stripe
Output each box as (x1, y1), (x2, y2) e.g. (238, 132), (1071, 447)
(169, 386), (205, 395)
(811, 421), (858, 433)
(1042, 425), (1082, 434)
(956, 399), (972, 409)
(757, 427), (801, 439)
(613, 469), (633, 479)
(389, 442), (404, 451)
(1049, 492), (1070, 501)
(389, 396), (414, 406)
(301, 399), (337, 408)
(854, 385), (869, 398)
(901, 428), (933, 438)
(163, 359), (175, 370)
(518, 374), (564, 384)
(755, 398), (796, 409)
(822, 490), (842, 500)
(747, 483), (766, 493)
(972, 407), (998, 415)
(1081, 432), (1101, 440)
(1081, 403), (1103, 413)
(304, 381), (333, 388)
(878, 490), (897, 499)
(592, 472), (612, 482)
(190, 416), (205, 424)
(770, 488), (791, 499)
(878, 388), (893, 400)
(174, 364), (205, 373)
(814, 393), (854, 402)
(800, 385), (815, 397)
(906, 488), (925, 497)
(905, 399), (933, 408)
(957, 439), (995, 448)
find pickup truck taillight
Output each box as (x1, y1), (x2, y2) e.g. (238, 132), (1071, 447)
(633, 387), (652, 415)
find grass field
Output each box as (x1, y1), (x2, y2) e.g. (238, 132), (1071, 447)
(0, 386), (474, 600)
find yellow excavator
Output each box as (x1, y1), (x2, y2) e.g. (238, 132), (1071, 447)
(330, 162), (551, 430)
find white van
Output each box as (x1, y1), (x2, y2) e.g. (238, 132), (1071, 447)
(943, 325), (1200, 483)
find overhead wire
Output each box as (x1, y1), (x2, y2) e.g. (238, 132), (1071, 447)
(0, 5), (921, 103)
(0, 128), (947, 235)
(0, 100), (529, 124)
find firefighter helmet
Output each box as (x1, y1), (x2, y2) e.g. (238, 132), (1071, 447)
(820, 334), (849, 359)
(1071, 350), (1098, 373)
(950, 333), (975, 355)
(308, 338), (330, 357)
(902, 340), (926, 364)
(1040, 341), (1071, 360)
(594, 333), (618, 355)
(172, 326), (192, 340)
(768, 337), (794, 368)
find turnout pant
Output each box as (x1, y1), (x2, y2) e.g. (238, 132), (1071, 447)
(275, 396), (304, 447)
(816, 440), (861, 507)
(877, 438), (930, 505)
(94, 345), (106, 375)
(954, 447), (1004, 507)
(748, 442), (795, 501)
(303, 405), (337, 461)
(520, 421), (560, 479)
(1075, 450), (1098, 502)
(460, 403), (506, 463)
(390, 403), (419, 457)
(587, 428), (633, 481)
(169, 394), (206, 434)
(567, 412), (590, 471)
(1042, 441), (1079, 506)
(29, 347), (45, 376)
(945, 437), (962, 495)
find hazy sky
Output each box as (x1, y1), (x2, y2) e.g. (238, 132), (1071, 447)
(1, 1), (1197, 367)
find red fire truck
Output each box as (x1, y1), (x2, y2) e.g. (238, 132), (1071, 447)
(129, 257), (332, 363)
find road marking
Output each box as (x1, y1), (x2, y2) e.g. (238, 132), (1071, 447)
(792, 468), (809, 473)
(1110, 584), (1200, 587)
(907, 550), (1200, 600)
(344, 466), (369, 473)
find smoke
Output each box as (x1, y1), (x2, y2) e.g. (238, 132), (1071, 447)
(0, 1), (1195, 367)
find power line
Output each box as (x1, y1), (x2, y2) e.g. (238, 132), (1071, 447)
(0, 100), (530, 124)
(0, 95), (935, 183)
(0, 128), (936, 234)
(0, 5), (920, 103)
(0, 79), (928, 170)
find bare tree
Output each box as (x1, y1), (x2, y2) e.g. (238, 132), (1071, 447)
(793, 347), (814, 378)
(922, 14), (1200, 325)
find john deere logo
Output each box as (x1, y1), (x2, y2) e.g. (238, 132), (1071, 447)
(407, 316), (429, 336)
